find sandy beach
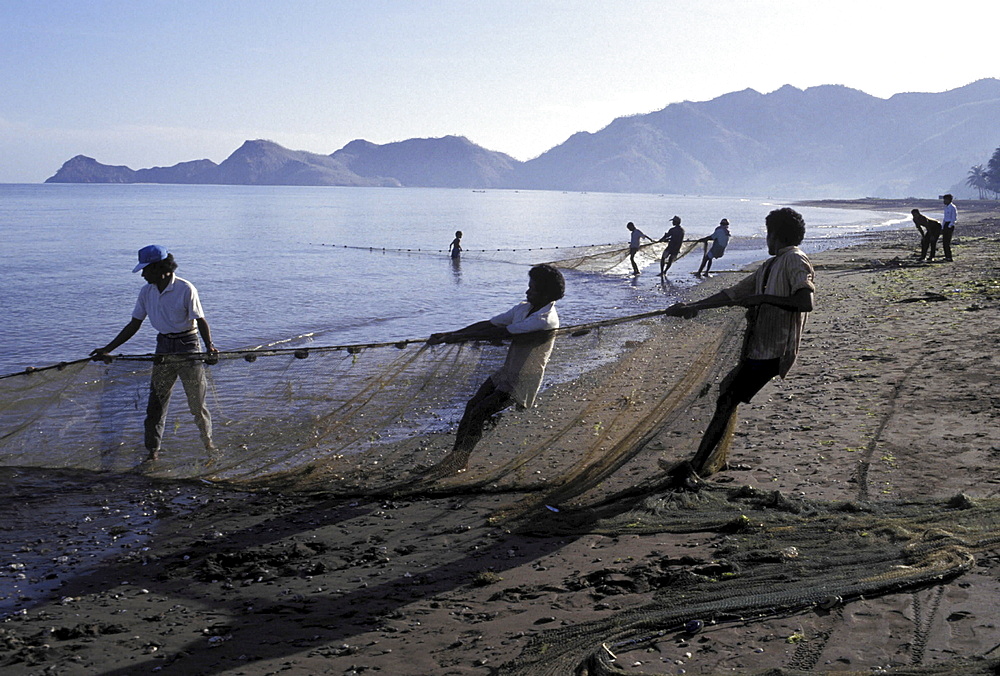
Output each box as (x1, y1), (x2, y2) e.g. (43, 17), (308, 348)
(2, 199), (999, 675)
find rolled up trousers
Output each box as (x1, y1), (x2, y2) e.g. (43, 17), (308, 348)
(144, 331), (213, 451)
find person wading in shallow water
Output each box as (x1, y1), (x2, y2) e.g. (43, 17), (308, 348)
(91, 245), (219, 465)
(659, 215), (685, 276)
(662, 208), (815, 486)
(426, 264), (564, 475)
(449, 230), (463, 259)
(626, 221), (655, 275)
(696, 218), (731, 277)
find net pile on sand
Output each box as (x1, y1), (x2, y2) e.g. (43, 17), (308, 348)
(501, 486), (1000, 675)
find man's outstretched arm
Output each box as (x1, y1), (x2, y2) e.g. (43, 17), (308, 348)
(427, 321), (510, 345)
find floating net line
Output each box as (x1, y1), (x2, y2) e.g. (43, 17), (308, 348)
(313, 237), (756, 275)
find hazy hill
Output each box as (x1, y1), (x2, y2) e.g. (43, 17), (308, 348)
(516, 79), (1000, 197)
(45, 79), (1000, 197)
(333, 135), (519, 188)
(46, 140), (400, 187)
(212, 140), (398, 186)
(47, 155), (138, 183)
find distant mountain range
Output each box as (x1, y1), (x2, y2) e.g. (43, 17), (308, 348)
(46, 79), (1000, 198)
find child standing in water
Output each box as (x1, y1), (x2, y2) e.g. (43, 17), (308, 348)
(449, 231), (463, 258)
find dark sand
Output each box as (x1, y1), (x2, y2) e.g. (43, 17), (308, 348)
(2, 200), (999, 675)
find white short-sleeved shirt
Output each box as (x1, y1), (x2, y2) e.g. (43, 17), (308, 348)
(629, 228), (647, 249)
(132, 275), (205, 335)
(489, 301), (559, 408)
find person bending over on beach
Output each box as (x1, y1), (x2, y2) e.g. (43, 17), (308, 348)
(663, 208), (814, 485)
(696, 218), (731, 277)
(659, 215), (685, 276)
(911, 209), (941, 262)
(449, 230), (463, 259)
(426, 264), (564, 475)
(627, 221), (655, 275)
(91, 245), (219, 465)
(941, 194), (957, 262)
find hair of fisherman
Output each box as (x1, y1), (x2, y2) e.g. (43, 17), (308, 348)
(765, 207), (806, 246)
(529, 263), (565, 302)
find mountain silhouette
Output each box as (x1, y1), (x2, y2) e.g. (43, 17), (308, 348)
(46, 79), (1000, 197)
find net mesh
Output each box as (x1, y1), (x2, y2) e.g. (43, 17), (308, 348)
(2, 309), (719, 495)
(499, 486), (1000, 675)
(5, 241), (1000, 675)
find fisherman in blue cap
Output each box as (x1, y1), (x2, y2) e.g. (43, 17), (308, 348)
(91, 245), (219, 465)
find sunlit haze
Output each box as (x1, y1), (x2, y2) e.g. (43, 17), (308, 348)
(2, 0), (996, 182)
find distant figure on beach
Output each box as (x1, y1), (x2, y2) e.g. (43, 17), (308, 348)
(659, 215), (685, 276)
(911, 209), (941, 262)
(449, 230), (463, 259)
(663, 208), (814, 484)
(941, 194), (957, 262)
(426, 264), (564, 475)
(90, 245), (219, 465)
(627, 221), (655, 275)
(696, 218), (731, 277)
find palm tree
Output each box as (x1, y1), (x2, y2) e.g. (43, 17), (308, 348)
(988, 147), (1000, 199)
(966, 164), (988, 199)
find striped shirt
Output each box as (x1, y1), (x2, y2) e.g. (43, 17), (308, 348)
(723, 246), (815, 377)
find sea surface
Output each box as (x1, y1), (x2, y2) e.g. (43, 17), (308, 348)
(0, 184), (913, 617)
(0, 184), (909, 375)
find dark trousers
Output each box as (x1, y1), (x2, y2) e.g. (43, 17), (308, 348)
(145, 332), (213, 452)
(941, 226), (954, 260)
(455, 378), (514, 452)
(453, 377), (515, 454)
(920, 229), (940, 260)
(689, 358), (780, 476)
(430, 377), (515, 474)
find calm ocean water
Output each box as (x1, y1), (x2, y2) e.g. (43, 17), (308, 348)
(0, 184), (909, 375)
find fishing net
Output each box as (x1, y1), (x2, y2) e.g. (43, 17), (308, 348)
(5, 243), (1000, 676)
(498, 485), (1000, 675)
(318, 239), (711, 276)
(1, 308), (727, 495)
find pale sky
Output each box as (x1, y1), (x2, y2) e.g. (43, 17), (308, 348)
(2, 0), (997, 183)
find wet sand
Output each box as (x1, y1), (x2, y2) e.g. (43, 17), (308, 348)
(2, 199), (999, 674)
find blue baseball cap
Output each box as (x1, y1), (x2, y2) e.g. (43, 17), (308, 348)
(133, 245), (169, 273)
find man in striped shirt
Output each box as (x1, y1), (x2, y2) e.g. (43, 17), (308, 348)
(664, 207), (815, 482)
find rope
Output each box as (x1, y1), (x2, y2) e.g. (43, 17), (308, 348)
(317, 241), (618, 254)
(1, 305), (706, 378)
(315, 239), (706, 255)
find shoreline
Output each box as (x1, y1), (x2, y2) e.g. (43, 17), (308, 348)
(2, 200), (1000, 674)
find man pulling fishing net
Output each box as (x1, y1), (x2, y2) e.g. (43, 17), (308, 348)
(663, 207), (815, 485)
(90, 245), (219, 466)
(426, 264), (565, 475)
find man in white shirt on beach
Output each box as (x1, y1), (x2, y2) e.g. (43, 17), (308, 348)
(941, 194), (957, 262)
(426, 263), (564, 475)
(91, 245), (219, 464)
